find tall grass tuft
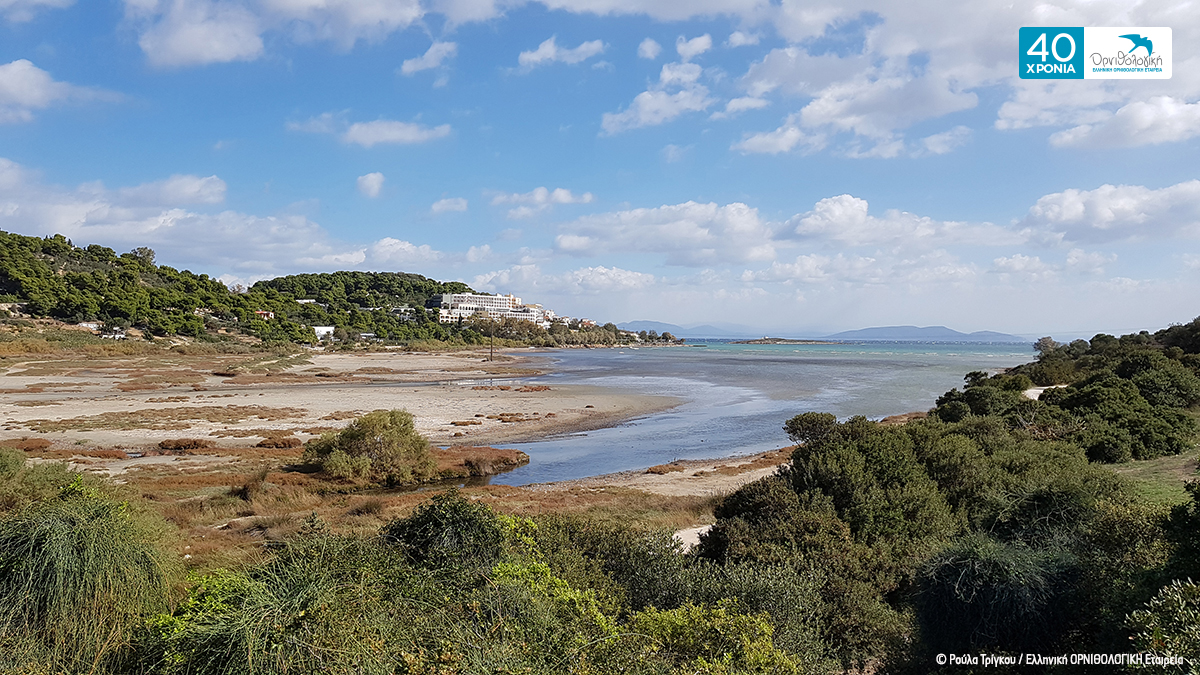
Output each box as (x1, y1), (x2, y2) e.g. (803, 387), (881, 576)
(0, 478), (177, 672)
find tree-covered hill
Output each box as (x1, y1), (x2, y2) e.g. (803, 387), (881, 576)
(251, 270), (472, 310)
(0, 230), (477, 344)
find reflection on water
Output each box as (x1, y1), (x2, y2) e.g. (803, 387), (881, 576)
(489, 341), (1034, 486)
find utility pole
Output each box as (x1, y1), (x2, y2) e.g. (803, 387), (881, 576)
(489, 315), (495, 361)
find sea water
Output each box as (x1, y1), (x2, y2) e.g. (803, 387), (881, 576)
(490, 341), (1035, 485)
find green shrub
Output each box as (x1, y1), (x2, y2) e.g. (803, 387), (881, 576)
(630, 601), (801, 674)
(0, 480), (176, 672)
(303, 409), (436, 484)
(914, 535), (1079, 655)
(380, 489), (504, 572)
(1127, 579), (1200, 663)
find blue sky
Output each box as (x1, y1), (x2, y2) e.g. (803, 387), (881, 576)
(1, 0), (1198, 336)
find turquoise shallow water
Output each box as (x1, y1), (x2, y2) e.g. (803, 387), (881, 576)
(487, 341), (1035, 485)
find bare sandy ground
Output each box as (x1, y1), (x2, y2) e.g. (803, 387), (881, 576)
(0, 349), (680, 453)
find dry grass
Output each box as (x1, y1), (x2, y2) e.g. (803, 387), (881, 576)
(645, 463), (686, 475)
(433, 445), (529, 478)
(0, 438), (52, 451)
(21, 405), (306, 432)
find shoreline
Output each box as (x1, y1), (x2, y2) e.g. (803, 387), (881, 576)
(0, 347), (683, 476)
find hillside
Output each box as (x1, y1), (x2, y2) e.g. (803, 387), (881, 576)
(0, 229), (481, 343)
(0, 230), (646, 347)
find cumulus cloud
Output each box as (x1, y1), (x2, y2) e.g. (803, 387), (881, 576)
(400, 41), (456, 75)
(1, 0), (71, 23)
(637, 38), (661, 59)
(791, 193), (1021, 247)
(118, 174), (227, 205)
(357, 172), (385, 197)
(369, 237), (442, 264)
(126, 0), (424, 66)
(554, 201), (776, 266)
(601, 86), (714, 135)
(290, 113), (451, 147)
(745, 250), (976, 286)
(131, 0), (264, 67)
(0, 156), (454, 278)
(919, 125), (971, 155)
(343, 120), (451, 147)
(518, 36), (605, 68)
(1049, 97), (1200, 148)
(710, 96), (769, 120)
(733, 114), (825, 154)
(1021, 180), (1200, 244)
(0, 59), (109, 123)
(431, 197), (468, 213)
(474, 264), (657, 295)
(675, 34), (712, 61)
(492, 186), (593, 218)
(991, 254), (1054, 282)
(727, 31), (759, 47)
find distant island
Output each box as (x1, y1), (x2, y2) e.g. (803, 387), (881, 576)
(822, 325), (1028, 343)
(731, 337), (838, 345)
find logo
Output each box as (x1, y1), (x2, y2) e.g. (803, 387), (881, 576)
(1119, 34), (1152, 56)
(1019, 27), (1171, 79)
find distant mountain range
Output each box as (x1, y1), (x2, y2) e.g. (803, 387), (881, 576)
(821, 326), (1028, 343)
(619, 321), (1029, 343)
(617, 321), (758, 338)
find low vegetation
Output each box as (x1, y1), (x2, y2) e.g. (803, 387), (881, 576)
(0, 316), (1198, 673)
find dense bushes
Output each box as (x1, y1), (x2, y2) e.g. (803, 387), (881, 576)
(0, 476), (176, 673)
(302, 409), (437, 484)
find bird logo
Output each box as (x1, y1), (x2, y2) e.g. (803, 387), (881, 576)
(1119, 34), (1153, 56)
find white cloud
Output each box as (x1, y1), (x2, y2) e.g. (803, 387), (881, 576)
(601, 87), (714, 135)
(733, 114), (825, 154)
(474, 264), (657, 295)
(1049, 97), (1200, 148)
(466, 244), (491, 262)
(1, 0), (71, 23)
(119, 174), (227, 205)
(1021, 180), (1200, 244)
(369, 237), (442, 264)
(0, 156), (456, 278)
(127, 0), (424, 66)
(555, 201), (776, 266)
(431, 197), (468, 213)
(791, 193), (1022, 248)
(1065, 248), (1115, 275)
(343, 120), (451, 147)
(991, 254), (1054, 282)
(518, 36), (605, 69)
(0, 59), (108, 123)
(132, 0), (264, 68)
(357, 172), (385, 197)
(919, 125), (971, 155)
(492, 186), (593, 218)
(290, 113), (452, 147)
(675, 34), (712, 61)
(637, 38), (661, 60)
(710, 96), (768, 120)
(727, 31), (759, 47)
(400, 41), (456, 75)
(745, 250), (976, 287)
(662, 143), (689, 162)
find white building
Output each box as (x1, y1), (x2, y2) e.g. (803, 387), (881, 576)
(433, 293), (557, 329)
